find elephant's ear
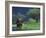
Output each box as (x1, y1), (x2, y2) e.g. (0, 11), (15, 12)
(16, 19), (19, 24)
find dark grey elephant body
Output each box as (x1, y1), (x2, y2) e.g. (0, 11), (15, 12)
(16, 19), (23, 30)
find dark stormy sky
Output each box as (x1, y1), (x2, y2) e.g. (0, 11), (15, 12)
(12, 7), (31, 15)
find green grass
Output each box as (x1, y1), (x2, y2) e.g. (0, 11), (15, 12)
(21, 20), (40, 30)
(12, 19), (40, 31)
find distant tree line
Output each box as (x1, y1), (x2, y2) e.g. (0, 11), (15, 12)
(27, 8), (40, 22)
